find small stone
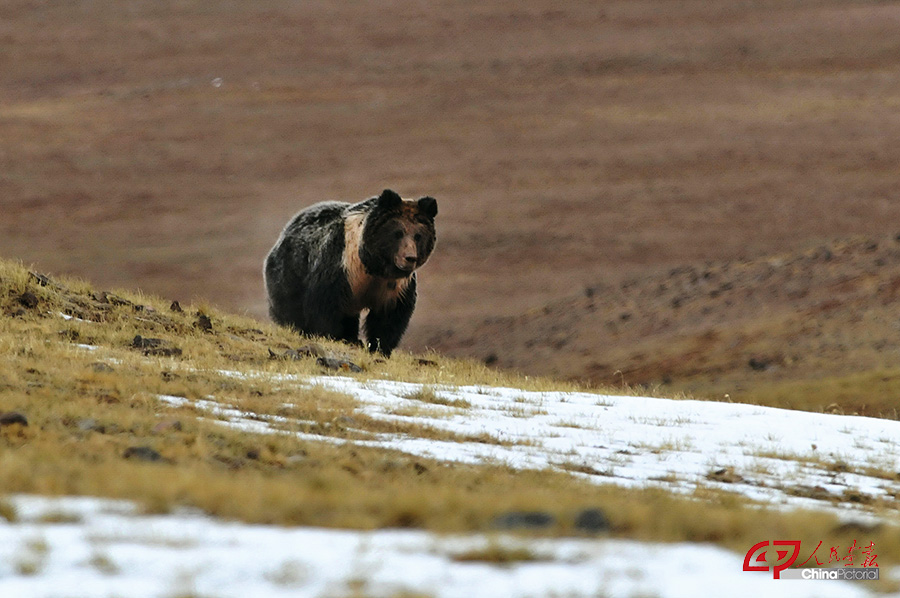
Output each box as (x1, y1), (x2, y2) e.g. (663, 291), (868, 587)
(29, 272), (52, 287)
(316, 357), (362, 373)
(0, 412), (28, 427)
(170, 300), (183, 313)
(273, 344), (325, 361)
(493, 511), (555, 530)
(707, 466), (743, 484)
(132, 335), (163, 349)
(105, 294), (133, 307)
(132, 336), (182, 357)
(17, 292), (39, 309)
(574, 508), (611, 533)
(195, 313), (213, 332)
(59, 329), (80, 341)
(748, 356), (772, 371)
(123, 446), (163, 462)
(295, 344), (325, 358)
(416, 359), (438, 367)
(90, 362), (115, 373)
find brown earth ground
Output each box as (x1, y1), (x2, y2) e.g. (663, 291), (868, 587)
(3, 0), (900, 410)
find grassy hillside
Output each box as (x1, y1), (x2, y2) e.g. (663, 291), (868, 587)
(1, 258), (899, 578)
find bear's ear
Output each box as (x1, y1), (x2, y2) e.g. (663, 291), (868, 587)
(377, 189), (403, 208)
(418, 196), (438, 219)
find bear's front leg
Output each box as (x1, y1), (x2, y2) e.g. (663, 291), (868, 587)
(299, 277), (358, 343)
(337, 315), (363, 347)
(363, 283), (416, 357)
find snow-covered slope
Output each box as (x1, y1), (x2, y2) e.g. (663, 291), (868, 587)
(206, 373), (900, 518)
(4, 372), (899, 597)
(0, 494), (880, 598)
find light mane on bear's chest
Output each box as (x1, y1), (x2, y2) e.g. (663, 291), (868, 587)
(342, 212), (410, 312)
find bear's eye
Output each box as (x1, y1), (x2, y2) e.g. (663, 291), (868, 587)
(394, 230), (404, 240)
(414, 233), (422, 242)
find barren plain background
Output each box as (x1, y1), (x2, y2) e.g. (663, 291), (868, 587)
(3, 0), (900, 408)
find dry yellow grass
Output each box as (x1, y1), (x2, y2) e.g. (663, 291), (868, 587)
(721, 369), (900, 420)
(1, 258), (898, 571)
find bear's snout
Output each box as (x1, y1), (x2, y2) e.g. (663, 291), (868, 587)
(396, 237), (418, 272)
(396, 252), (418, 271)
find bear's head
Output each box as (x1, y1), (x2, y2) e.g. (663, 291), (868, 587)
(360, 189), (437, 279)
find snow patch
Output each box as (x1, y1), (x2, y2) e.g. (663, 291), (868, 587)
(167, 374), (900, 519)
(0, 495), (879, 598)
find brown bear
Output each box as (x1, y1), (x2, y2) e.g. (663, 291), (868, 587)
(264, 189), (437, 356)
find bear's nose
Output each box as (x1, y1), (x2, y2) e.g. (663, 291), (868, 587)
(404, 255), (417, 264)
